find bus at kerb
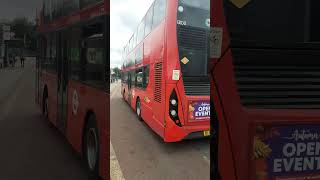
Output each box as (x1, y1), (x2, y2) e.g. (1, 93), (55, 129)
(210, 0), (320, 179)
(35, 0), (109, 179)
(121, 0), (210, 142)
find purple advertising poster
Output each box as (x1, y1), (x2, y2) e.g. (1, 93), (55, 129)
(253, 124), (320, 180)
(188, 101), (210, 121)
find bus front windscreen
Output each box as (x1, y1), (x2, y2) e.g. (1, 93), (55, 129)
(177, 0), (210, 77)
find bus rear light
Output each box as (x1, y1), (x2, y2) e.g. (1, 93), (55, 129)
(170, 99), (177, 106)
(169, 90), (182, 127)
(170, 110), (177, 117)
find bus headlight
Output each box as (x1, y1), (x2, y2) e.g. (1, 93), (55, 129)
(169, 89), (181, 127)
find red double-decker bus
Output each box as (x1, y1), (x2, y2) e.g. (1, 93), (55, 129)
(35, 0), (109, 179)
(121, 0), (210, 142)
(210, 0), (320, 179)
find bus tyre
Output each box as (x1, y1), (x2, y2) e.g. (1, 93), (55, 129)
(84, 115), (100, 179)
(136, 98), (142, 121)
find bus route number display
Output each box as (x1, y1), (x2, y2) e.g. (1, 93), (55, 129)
(253, 124), (320, 180)
(189, 101), (210, 121)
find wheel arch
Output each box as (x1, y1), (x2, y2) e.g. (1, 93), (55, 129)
(81, 109), (97, 155)
(135, 96), (141, 107)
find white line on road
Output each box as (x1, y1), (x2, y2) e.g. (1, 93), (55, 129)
(110, 83), (125, 180)
(203, 155), (210, 165)
(110, 142), (125, 180)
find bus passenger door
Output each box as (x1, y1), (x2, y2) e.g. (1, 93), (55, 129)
(57, 32), (68, 132)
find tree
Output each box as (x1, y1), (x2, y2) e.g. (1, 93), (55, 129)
(10, 17), (37, 51)
(112, 67), (121, 78)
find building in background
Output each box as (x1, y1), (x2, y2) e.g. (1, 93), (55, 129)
(0, 24), (20, 67)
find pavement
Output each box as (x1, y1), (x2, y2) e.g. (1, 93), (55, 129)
(110, 81), (210, 180)
(0, 59), (90, 179)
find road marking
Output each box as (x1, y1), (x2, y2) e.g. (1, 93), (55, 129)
(110, 142), (126, 180)
(110, 82), (125, 180)
(203, 155), (210, 165)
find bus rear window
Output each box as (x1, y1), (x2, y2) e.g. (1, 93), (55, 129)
(180, 0), (209, 10)
(224, 0), (320, 44)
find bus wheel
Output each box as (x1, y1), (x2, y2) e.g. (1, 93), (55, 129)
(136, 98), (142, 121)
(84, 115), (99, 179)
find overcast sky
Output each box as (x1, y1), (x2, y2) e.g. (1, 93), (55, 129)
(0, 0), (41, 22)
(110, 0), (153, 68)
(0, 0), (153, 68)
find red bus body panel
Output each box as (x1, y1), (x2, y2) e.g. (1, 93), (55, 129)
(66, 81), (108, 179)
(211, 0), (320, 179)
(40, 72), (58, 126)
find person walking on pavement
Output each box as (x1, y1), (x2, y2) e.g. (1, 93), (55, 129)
(20, 56), (25, 68)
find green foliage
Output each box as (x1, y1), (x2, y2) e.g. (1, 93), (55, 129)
(112, 67), (121, 78)
(9, 17), (37, 51)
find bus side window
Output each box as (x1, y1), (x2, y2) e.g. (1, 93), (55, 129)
(121, 72), (125, 83)
(153, 0), (166, 28)
(131, 53), (135, 66)
(144, 3), (154, 37)
(136, 68), (143, 88)
(135, 46), (142, 64)
(131, 70), (135, 87)
(143, 65), (150, 89)
(137, 20), (145, 44)
(70, 28), (82, 81)
(84, 36), (105, 89)
(124, 72), (128, 84)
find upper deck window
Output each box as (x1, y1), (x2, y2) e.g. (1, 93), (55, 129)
(180, 0), (209, 10)
(153, 0), (166, 27)
(145, 4), (154, 36)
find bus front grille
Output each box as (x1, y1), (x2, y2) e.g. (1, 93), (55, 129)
(232, 48), (320, 109)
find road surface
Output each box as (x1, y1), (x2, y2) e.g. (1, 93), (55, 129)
(0, 59), (89, 179)
(110, 82), (210, 180)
